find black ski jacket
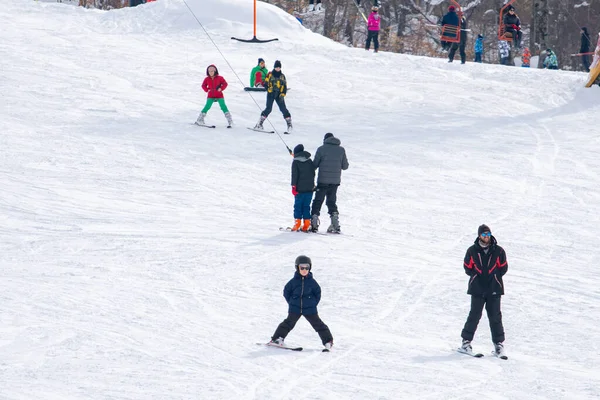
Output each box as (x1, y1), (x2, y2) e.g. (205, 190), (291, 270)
(463, 236), (508, 296)
(291, 151), (315, 193)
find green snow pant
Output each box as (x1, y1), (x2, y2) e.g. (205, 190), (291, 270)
(201, 98), (229, 113)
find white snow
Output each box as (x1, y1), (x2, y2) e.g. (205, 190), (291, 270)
(1, 0), (600, 399)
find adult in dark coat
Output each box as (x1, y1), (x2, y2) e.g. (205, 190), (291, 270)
(580, 27), (592, 72)
(290, 144), (315, 232)
(460, 225), (508, 357)
(310, 133), (349, 233)
(270, 255), (334, 350)
(449, 15), (467, 64)
(440, 5), (460, 51)
(503, 5), (522, 49)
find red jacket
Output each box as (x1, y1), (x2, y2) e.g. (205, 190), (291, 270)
(202, 64), (228, 99)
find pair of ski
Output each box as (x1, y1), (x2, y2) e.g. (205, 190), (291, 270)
(247, 127), (291, 135)
(457, 347), (508, 360)
(193, 122), (231, 129)
(279, 227), (340, 235)
(257, 342), (330, 352)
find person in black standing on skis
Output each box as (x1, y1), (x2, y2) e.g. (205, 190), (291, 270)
(440, 5), (459, 51)
(310, 133), (349, 233)
(270, 255), (334, 351)
(448, 14), (467, 64)
(254, 60), (293, 133)
(580, 27), (592, 72)
(460, 224), (508, 358)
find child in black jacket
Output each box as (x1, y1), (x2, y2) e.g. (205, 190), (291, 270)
(290, 144), (315, 232)
(270, 255), (334, 350)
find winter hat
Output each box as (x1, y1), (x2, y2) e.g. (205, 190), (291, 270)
(478, 224), (491, 236)
(295, 255), (312, 270)
(293, 144), (304, 154)
(324, 132), (334, 140)
(274, 60), (282, 69)
(507, 5), (515, 11)
(258, 58), (265, 64)
(448, 5), (455, 11)
(478, 34), (483, 39)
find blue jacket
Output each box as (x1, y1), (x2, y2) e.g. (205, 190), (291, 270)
(283, 271), (321, 315)
(474, 37), (484, 53)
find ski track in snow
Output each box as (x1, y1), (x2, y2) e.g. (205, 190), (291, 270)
(1, 0), (600, 399)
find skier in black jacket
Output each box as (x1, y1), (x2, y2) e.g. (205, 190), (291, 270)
(580, 27), (592, 72)
(270, 255), (334, 351)
(459, 224), (508, 358)
(290, 144), (315, 232)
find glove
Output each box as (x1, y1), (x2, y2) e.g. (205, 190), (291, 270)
(512, 24), (518, 29)
(291, 186), (298, 196)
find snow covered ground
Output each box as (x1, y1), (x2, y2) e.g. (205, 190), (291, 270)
(1, 0), (600, 399)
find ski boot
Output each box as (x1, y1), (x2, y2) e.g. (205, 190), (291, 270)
(326, 212), (341, 233)
(460, 339), (472, 353)
(195, 112), (207, 125)
(291, 219), (302, 232)
(494, 342), (507, 358)
(224, 112), (233, 128)
(301, 219), (311, 232)
(285, 117), (293, 133)
(310, 215), (320, 232)
(270, 337), (284, 345)
(254, 115), (266, 130)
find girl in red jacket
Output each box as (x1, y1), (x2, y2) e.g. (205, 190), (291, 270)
(196, 64), (233, 127)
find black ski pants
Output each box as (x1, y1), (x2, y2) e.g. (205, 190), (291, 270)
(449, 41), (466, 63)
(582, 55), (591, 72)
(262, 94), (291, 119)
(365, 30), (379, 51)
(461, 295), (505, 343)
(272, 312), (333, 345)
(311, 184), (338, 216)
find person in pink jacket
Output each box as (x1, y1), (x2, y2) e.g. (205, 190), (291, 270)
(365, 6), (381, 53)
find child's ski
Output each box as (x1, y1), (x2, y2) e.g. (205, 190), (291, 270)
(257, 342), (303, 351)
(279, 227), (328, 235)
(192, 122), (216, 128)
(491, 351), (508, 360)
(247, 127), (275, 134)
(457, 348), (484, 358)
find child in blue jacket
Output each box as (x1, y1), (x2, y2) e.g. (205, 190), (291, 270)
(474, 34), (484, 63)
(270, 255), (334, 350)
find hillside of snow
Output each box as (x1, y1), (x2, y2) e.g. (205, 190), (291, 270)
(1, 0), (600, 399)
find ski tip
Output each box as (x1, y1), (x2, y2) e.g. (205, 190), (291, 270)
(322, 349), (330, 352)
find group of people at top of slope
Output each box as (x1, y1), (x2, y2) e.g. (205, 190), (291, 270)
(440, 4), (593, 71)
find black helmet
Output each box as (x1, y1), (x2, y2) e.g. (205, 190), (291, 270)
(295, 255), (312, 268)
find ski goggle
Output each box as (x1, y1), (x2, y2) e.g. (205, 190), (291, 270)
(298, 264), (311, 271)
(480, 232), (491, 237)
